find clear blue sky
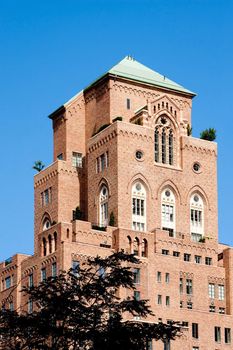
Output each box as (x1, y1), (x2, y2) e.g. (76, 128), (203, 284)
(0, 0), (233, 261)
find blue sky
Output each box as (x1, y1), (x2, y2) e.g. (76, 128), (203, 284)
(0, 0), (233, 261)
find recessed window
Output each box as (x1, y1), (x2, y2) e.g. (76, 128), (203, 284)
(193, 162), (201, 172)
(57, 153), (63, 160)
(192, 323), (199, 339)
(208, 283), (215, 298)
(41, 268), (46, 282)
(165, 273), (170, 283)
(72, 260), (79, 277)
(72, 152), (82, 168)
(209, 305), (216, 312)
(205, 257), (212, 265)
(134, 291), (140, 300)
(195, 255), (201, 264)
(162, 249), (169, 255)
(173, 251), (180, 257)
(187, 301), (193, 309)
(126, 98), (131, 110)
(219, 307), (225, 314)
(132, 182), (146, 231)
(186, 279), (193, 295)
(215, 326), (221, 342)
(133, 268), (140, 284)
(5, 276), (11, 289)
(43, 218), (51, 231)
(157, 271), (162, 282)
(135, 150), (143, 160)
(158, 294), (162, 305)
(166, 296), (170, 306)
(52, 262), (57, 277)
(225, 328), (231, 344)
(218, 285), (225, 300)
(28, 274), (33, 288)
(99, 185), (109, 227)
(184, 253), (191, 262)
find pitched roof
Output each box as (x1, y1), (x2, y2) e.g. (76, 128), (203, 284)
(85, 56), (195, 96)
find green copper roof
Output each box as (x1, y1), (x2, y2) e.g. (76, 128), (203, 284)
(86, 56), (195, 96)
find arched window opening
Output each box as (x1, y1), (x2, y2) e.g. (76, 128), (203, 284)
(162, 129), (166, 164)
(48, 235), (52, 254)
(132, 182), (146, 232)
(133, 237), (140, 256)
(169, 130), (173, 165)
(67, 229), (70, 239)
(161, 189), (175, 237)
(42, 237), (47, 257)
(190, 194), (204, 242)
(127, 236), (132, 254)
(43, 218), (51, 231)
(141, 239), (148, 257)
(162, 102), (164, 108)
(153, 106), (156, 113)
(154, 128), (159, 162)
(99, 185), (109, 227)
(54, 232), (57, 251)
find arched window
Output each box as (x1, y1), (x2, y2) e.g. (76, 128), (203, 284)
(54, 232), (57, 251)
(154, 115), (175, 166)
(127, 236), (132, 254)
(161, 188), (175, 237)
(190, 194), (204, 242)
(161, 129), (166, 164)
(48, 235), (52, 254)
(132, 182), (146, 231)
(42, 237), (47, 256)
(169, 130), (173, 165)
(99, 185), (109, 227)
(141, 239), (148, 257)
(43, 218), (51, 231)
(133, 237), (140, 256)
(154, 128), (159, 162)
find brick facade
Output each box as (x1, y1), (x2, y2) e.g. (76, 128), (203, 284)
(1, 56), (232, 349)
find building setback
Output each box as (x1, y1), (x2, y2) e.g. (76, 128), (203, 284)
(1, 56), (233, 349)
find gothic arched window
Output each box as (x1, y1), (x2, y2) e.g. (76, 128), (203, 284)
(161, 188), (175, 237)
(141, 238), (148, 257)
(132, 182), (146, 231)
(190, 193), (204, 242)
(154, 115), (175, 166)
(154, 128), (159, 162)
(99, 185), (109, 227)
(48, 235), (52, 254)
(169, 130), (173, 165)
(133, 237), (140, 256)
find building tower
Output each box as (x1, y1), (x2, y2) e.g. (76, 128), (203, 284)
(1, 56), (233, 350)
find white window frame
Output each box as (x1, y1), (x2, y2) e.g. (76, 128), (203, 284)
(132, 182), (146, 232)
(99, 185), (109, 227)
(208, 283), (215, 299)
(161, 189), (175, 236)
(190, 193), (204, 240)
(72, 152), (82, 168)
(218, 285), (225, 300)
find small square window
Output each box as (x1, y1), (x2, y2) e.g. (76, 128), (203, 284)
(187, 301), (193, 309)
(209, 305), (216, 313)
(195, 255), (201, 264)
(57, 153), (63, 160)
(184, 253), (191, 262)
(205, 257), (212, 265)
(162, 249), (169, 255)
(173, 251), (180, 257)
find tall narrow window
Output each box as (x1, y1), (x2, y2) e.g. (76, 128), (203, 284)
(28, 274), (33, 288)
(127, 236), (132, 254)
(41, 268), (46, 282)
(192, 323), (199, 339)
(190, 194), (204, 242)
(186, 279), (193, 295)
(218, 285), (225, 300)
(168, 130), (173, 165)
(154, 128), (159, 162)
(215, 326), (221, 342)
(209, 283), (215, 298)
(72, 152), (82, 168)
(133, 237), (139, 256)
(99, 185), (109, 227)
(52, 262), (57, 277)
(141, 239), (148, 257)
(162, 129), (166, 164)
(42, 237), (47, 256)
(132, 182), (146, 231)
(48, 235), (52, 254)
(126, 98), (131, 109)
(225, 328), (231, 344)
(161, 189), (175, 237)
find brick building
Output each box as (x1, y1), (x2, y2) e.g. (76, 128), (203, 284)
(1, 56), (233, 349)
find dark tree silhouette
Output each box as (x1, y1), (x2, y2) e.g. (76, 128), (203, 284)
(200, 128), (216, 141)
(32, 160), (45, 172)
(0, 252), (181, 349)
